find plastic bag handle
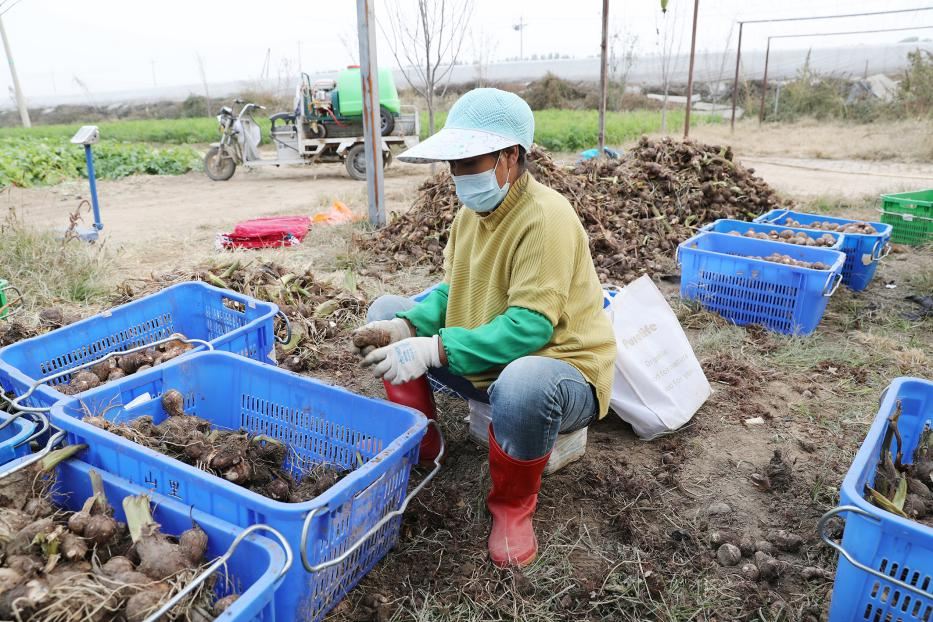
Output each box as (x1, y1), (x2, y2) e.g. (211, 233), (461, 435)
(142, 524), (293, 622)
(818, 505), (932, 600)
(299, 419), (445, 573)
(8, 333), (214, 415)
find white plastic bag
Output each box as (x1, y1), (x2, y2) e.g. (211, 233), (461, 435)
(606, 275), (711, 440)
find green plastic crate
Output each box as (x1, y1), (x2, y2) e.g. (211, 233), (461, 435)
(879, 189), (933, 246)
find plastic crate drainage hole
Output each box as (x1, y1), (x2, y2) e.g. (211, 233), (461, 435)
(862, 560), (933, 622)
(696, 271), (796, 329)
(205, 306), (247, 340)
(238, 394), (384, 469)
(39, 314), (175, 379)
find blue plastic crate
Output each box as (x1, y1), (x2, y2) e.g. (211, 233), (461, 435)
(49, 351), (431, 622)
(677, 231), (846, 335)
(53, 458), (289, 621)
(0, 282), (279, 411)
(701, 218), (845, 250)
(0, 409), (35, 465)
(755, 209), (892, 292)
(820, 377), (933, 622)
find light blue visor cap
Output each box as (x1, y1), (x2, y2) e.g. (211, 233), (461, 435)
(398, 88), (535, 163)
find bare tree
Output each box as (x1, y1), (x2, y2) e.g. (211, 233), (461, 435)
(195, 53), (212, 117)
(471, 29), (498, 87)
(655, 4), (684, 132)
(609, 29), (638, 105)
(380, 0), (474, 136)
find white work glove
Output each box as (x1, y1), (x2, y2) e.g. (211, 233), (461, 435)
(362, 336), (442, 385)
(350, 318), (414, 357)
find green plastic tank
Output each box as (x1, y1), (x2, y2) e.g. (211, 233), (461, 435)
(336, 66), (401, 117)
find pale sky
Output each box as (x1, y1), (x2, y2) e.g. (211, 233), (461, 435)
(2, 0), (932, 99)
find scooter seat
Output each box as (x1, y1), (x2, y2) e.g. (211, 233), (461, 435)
(269, 111), (296, 124)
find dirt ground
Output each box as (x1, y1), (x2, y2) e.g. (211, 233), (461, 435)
(3, 123), (933, 621)
(6, 121), (933, 280)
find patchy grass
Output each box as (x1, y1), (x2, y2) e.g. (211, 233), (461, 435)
(0, 206), (112, 311)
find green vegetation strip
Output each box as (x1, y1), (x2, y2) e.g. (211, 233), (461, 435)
(0, 138), (201, 188)
(422, 108), (723, 151)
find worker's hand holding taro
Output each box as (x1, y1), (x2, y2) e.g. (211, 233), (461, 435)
(350, 318), (414, 357)
(361, 336), (442, 385)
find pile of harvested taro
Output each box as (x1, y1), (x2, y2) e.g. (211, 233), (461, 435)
(369, 136), (790, 284)
(0, 448), (235, 621)
(115, 262), (366, 374)
(865, 400), (933, 526)
(84, 389), (346, 502)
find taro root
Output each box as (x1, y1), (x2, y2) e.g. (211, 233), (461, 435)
(125, 583), (171, 622)
(179, 523), (209, 564)
(108, 368), (126, 381)
(118, 352), (147, 375)
(123, 494), (196, 580)
(91, 359), (114, 383)
(212, 594), (239, 615)
(71, 370), (101, 390)
(100, 555), (135, 576)
(352, 325), (393, 351)
(161, 389), (185, 417)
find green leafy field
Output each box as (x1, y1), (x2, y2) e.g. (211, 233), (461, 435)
(0, 138), (201, 188)
(0, 118), (220, 144)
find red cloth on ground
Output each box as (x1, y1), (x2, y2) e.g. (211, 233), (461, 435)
(219, 216), (311, 249)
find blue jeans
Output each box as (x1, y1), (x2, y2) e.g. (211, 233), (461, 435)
(367, 295), (598, 460)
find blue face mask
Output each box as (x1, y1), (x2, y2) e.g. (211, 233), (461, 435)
(452, 153), (511, 213)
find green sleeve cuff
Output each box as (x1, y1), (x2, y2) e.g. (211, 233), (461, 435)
(439, 306), (553, 376)
(396, 283), (449, 337)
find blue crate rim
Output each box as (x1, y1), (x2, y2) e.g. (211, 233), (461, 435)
(0, 281), (280, 406)
(754, 208), (893, 239)
(677, 230), (848, 275)
(50, 350), (428, 516)
(820, 377), (933, 603)
(60, 458), (290, 620)
(0, 409), (36, 451)
(701, 218), (846, 250)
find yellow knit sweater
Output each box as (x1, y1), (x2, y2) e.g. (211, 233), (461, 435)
(443, 172), (617, 417)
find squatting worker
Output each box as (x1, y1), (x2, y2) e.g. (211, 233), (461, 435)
(351, 88), (616, 567)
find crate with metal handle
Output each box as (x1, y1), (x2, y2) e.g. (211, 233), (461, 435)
(755, 209), (892, 292)
(879, 189), (933, 246)
(48, 350), (441, 621)
(0, 438), (293, 621)
(676, 231), (846, 335)
(819, 377), (933, 621)
(0, 281), (286, 412)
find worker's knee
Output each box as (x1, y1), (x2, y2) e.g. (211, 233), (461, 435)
(366, 295), (415, 323)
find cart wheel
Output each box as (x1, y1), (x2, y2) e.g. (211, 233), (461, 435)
(380, 107), (395, 136)
(204, 147), (236, 181)
(308, 122), (327, 139)
(346, 143), (378, 181)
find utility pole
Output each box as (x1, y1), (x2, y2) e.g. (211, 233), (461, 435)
(597, 0), (608, 155)
(513, 16), (526, 60)
(684, 0), (699, 138)
(0, 14), (31, 128)
(729, 21), (743, 132)
(356, 0), (386, 227)
(758, 37), (771, 124)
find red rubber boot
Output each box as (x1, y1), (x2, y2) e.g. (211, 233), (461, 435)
(383, 376), (443, 464)
(487, 425), (550, 567)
